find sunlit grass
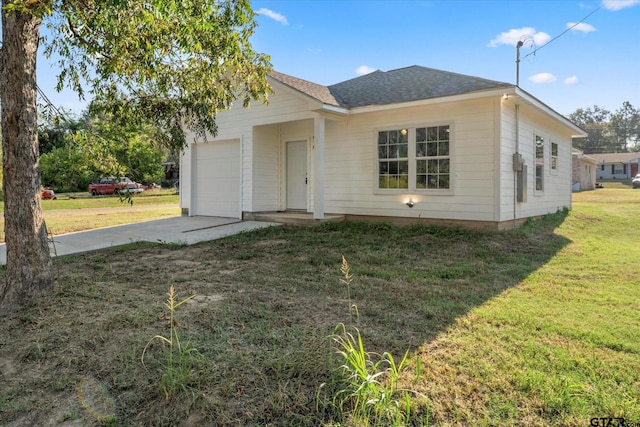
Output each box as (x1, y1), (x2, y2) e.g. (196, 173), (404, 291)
(410, 187), (640, 425)
(0, 190), (180, 242)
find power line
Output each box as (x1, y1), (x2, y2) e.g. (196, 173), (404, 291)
(0, 40), (74, 126)
(36, 85), (70, 122)
(523, 6), (602, 60)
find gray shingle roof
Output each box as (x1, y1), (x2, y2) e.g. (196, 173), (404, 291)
(269, 71), (340, 106)
(269, 65), (513, 109)
(588, 152), (640, 163)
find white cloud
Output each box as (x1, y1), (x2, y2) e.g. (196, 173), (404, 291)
(529, 73), (557, 84)
(488, 27), (552, 48)
(602, 0), (640, 10)
(564, 76), (580, 85)
(356, 65), (377, 76)
(256, 8), (288, 25)
(567, 22), (597, 32)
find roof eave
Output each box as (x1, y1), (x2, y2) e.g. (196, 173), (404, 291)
(346, 87), (514, 114)
(318, 104), (349, 115)
(267, 74), (341, 108)
(514, 87), (587, 138)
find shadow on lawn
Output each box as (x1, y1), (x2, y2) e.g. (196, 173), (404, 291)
(279, 210), (573, 355)
(0, 209), (571, 426)
(169, 208), (571, 423)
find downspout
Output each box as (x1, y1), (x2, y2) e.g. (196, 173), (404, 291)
(239, 134), (244, 219)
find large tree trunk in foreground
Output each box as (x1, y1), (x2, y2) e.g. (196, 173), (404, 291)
(0, 5), (53, 314)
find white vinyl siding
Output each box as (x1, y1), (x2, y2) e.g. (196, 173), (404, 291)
(181, 84), (320, 214)
(182, 77), (576, 228)
(498, 100), (573, 222)
(326, 98), (493, 221)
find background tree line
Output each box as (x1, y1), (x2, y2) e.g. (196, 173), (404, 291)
(37, 105), (179, 193)
(569, 101), (639, 154)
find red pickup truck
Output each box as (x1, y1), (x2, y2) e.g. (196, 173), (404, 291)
(88, 177), (143, 196)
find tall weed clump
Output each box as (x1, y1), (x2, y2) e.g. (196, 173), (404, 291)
(142, 285), (202, 400)
(320, 256), (425, 426)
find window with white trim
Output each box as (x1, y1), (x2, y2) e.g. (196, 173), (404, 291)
(535, 134), (544, 191)
(377, 125), (452, 191)
(416, 125), (450, 189)
(378, 129), (409, 189)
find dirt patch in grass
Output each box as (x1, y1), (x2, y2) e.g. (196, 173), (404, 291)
(0, 216), (577, 426)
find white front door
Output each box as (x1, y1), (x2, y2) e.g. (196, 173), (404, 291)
(286, 140), (307, 210)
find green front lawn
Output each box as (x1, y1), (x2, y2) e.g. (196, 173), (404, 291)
(413, 188), (640, 425)
(0, 188), (638, 426)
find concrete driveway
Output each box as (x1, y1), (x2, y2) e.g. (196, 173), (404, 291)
(0, 216), (280, 265)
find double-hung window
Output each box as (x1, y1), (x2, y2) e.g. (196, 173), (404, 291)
(613, 164), (625, 175)
(378, 130), (409, 189)
(550, 142), (558, 172)
(416, 125), (450, 189)
(377, 125), (451, 191)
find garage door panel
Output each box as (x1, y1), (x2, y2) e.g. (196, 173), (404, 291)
(194, 140), (240, 217)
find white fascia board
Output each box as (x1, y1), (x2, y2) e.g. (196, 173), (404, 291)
(347, 88), (516, 115)
(582, 155), (599, 165)
(344, 87), (586, 139)
(319, 104), (349, 115)
(514, 88), (587, 138)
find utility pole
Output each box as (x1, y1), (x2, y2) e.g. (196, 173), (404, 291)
(516, 40), (524, 86)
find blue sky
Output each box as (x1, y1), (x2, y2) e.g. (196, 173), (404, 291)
(38, 0), (639, 117)
(248, 0), (639, 116)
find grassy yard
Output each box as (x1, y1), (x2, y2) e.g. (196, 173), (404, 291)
(0, 189), (180, 242)
(0, 188), (638, 426)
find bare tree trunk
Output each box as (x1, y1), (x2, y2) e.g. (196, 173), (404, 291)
(0, 5), (53, 313)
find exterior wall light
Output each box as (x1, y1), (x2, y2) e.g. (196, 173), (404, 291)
(406, 198), (414, 208)
(503, 93), (509, 100)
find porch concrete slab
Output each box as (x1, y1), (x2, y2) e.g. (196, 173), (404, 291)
(245, 211), (345, 225)
(0, 217), (280, 266)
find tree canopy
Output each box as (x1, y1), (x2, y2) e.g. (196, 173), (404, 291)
(0, 0), (272, 312)
(38, 109), (171, 192)
(43, 0), (272, 149)
(570, 101), (640, 153)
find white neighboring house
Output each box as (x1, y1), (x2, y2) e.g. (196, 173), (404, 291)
(572, 149), (599, 191)
(180, 66), (586, 230)
(588, 152), (640, 181)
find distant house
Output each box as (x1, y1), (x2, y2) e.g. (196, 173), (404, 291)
(180, 66), (586, 230)
(588, 153), (640, 180)
(572, 149), (598, 191)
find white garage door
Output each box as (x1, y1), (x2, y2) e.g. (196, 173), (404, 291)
(193, 140), (240, 217)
